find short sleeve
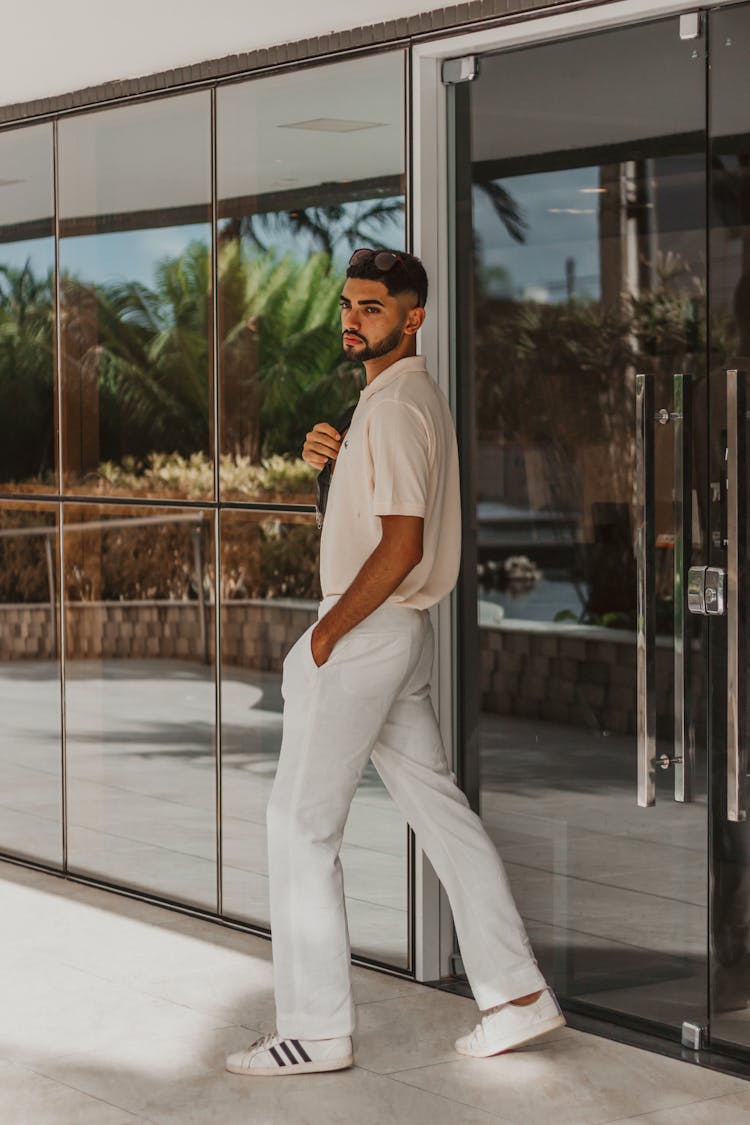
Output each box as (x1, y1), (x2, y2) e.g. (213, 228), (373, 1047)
(367, 399), (432, 518)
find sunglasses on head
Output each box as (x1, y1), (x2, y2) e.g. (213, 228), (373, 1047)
(348, 248), (406, 273)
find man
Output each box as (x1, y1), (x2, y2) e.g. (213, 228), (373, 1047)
(226, 249), (564, 1078)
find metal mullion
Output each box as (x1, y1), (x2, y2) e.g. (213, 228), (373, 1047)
(210, 84), (224, 916)
(403, 44), (415, 977)
(52, 116), (68, 871)
(404, 46), (413, 256)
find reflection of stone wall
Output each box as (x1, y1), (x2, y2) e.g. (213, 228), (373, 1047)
(480, 619), (704, 739)
(0, 603), (701, 739)
(65, 600), (318, 668)
(0, 600), (317, 671)
(0, 605), (56, 660)
(64, 603), (213, 662)
(222, 600), (316, 671)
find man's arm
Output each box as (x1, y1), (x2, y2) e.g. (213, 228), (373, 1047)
(311, 514), (423, 667)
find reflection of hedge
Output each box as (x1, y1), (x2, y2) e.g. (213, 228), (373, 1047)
(64, 514), (209, 603)
(222, 515), (321, 602)
(0, 509), (56, 603)
(0, 453), (322, 604)
(63, 510), (321, 604)
(93, 450), (317, 500)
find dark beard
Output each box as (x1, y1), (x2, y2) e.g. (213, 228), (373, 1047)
(343, 323), (405, 362)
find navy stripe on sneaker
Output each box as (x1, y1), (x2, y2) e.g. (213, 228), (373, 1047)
(280, 1042), (298, 1064)
(268, 1046), (286, 1066)
(292, 1039), (311, 1062)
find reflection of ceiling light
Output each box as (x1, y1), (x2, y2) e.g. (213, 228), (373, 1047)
(278, 118), (386, 133)
(547, 208), (595, 214)
(0, 178), (24, 188)
(580, 188), (607, 194)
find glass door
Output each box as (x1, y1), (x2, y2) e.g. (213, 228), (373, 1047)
(708, 1), (750, 1055)
(452, 13), (711, 1041)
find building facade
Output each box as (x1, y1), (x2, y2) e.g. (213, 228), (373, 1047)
(2, 0), (750, 1070)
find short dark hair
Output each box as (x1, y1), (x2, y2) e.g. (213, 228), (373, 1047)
(346, 250), (428, 308)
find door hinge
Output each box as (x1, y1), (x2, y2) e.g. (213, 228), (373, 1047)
(441, 56), (479, 85)
(681, 1021), (707, 1050)
(679, 12), (702, 40)
(448, 952), (465, 976)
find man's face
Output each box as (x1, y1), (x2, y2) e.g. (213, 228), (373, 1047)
(339, 278), (419, 362)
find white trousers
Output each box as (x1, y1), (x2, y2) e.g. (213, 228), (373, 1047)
(267, 595), (546, 1039)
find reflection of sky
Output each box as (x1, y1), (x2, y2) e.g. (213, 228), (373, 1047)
(51, 198), (404, 290)
(474, 167), (601, 303)
(0, 237), (54, 278)
(482, 575), (586, 623)
(60, 225), (209, 287)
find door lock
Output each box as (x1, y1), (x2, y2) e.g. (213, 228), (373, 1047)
(687, 566), (727, 616)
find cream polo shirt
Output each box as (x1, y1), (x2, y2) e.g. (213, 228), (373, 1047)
(319, 355), (461, 610)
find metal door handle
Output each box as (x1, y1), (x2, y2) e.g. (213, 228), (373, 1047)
(673, 373), (694, 803)
(727, 369), (747, 822)
(636, 373), (656, 807)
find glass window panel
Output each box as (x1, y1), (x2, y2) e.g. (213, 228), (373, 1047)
(217, 52), (406, 504)
(58, 94), (213, 501)
(0, 501), (62, 864)
(220, 509), (408, 967)
(0, 124), (56, 492)
(63, 502), (216, 908)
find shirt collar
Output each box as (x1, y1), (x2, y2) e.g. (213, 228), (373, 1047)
(359, 355), (427, 401)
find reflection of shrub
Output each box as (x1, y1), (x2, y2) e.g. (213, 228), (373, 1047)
(0, 453), (323, 604)
(255, 521), (320, 600)
(0, 509), (56, 603)
(65, 517), (210, 603)
(62, 513), (322, 604)
(92, 450), (317, 501)
(222, 515), (321, 602)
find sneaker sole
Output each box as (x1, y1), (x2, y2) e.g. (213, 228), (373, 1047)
(454, 1013), (566, 1058)
(225, 1054), (354, 1077)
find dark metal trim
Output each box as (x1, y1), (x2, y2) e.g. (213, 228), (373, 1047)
(0, 0), (582, 128)
(0, 493), (319, 515)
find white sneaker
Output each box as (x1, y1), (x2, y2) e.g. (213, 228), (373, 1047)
(225, 1032), (353, 1077)
(455, 990), (566, 1058)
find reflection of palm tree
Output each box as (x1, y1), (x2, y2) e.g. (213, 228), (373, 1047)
(61, 241), (359, 470)
(474, 179), (527, 244)
(0, 261), (55, 481)
(222, 198), (405, 259)
(220, 244), (359, 456)
(90, 240), (212, 458)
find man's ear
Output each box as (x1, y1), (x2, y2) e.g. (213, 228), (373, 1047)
(404, 304), (426, 336)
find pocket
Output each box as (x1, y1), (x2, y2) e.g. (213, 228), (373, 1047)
(281, 626), (318, 699)
(303, 627), (320, 673)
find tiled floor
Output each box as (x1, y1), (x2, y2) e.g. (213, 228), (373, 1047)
(1, 860), (748, 1125)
